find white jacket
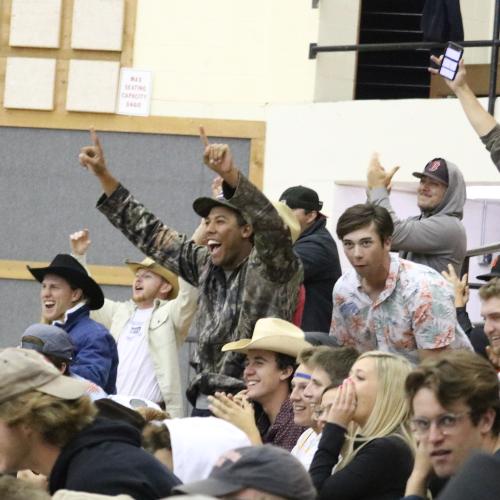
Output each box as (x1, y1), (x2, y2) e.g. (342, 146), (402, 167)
(74, 254), (198, 417)
(91, 278), (198, 417)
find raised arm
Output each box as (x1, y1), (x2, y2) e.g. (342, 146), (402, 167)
(69, 229), (120, 329)
(201, 128), (301, 283)
(79, 129), (210, 286)
(366, 153), (403, 225)
(429, 56), (497, 138)
(79, 129), (120, 196)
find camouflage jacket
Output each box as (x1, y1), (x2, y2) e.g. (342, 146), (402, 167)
(97, 173), (303, 396)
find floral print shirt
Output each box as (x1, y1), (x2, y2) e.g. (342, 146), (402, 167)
(330, 254), (472, 364)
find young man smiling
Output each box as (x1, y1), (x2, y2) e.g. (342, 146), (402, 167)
(78, 128), (302, 414)
(479, 277), (500, 371)
(330, 204), (471, 363)
(403, 350), (500, 499)
(28, 254), (118, 393)
(211, 318), (311, 451)
(69, 229), (198, 417)
(366, 155), (467, 275)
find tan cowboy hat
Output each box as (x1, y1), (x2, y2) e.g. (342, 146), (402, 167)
(272, 201), (301, 243)
(125, 257), (179, 300)
(222, 318), (311, 358)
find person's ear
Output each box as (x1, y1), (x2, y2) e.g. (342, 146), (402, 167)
(279, 365), (294, 381)
(71, 288), (84, 304)
(240, 223), (253, 240)
(159, 281), (173, 300)
(305, 210), (318, 225)
(478, 408), (496, 435)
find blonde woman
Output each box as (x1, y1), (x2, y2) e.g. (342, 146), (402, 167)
(309, 351), (415, 500)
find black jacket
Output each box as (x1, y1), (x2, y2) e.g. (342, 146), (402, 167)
(49, 418), (180, 499)
(421, 0), (464, 42)
(310, 423), (413, 500)
(294, 217), (341, 333)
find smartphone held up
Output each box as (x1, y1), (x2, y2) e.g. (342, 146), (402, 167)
(439, 42), (464, 81)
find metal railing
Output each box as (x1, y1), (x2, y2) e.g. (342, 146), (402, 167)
(463, 241), (500, 289)
(309, 0), (500, 113)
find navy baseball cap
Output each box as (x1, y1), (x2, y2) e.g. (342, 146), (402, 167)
(413, 158), (449, 186)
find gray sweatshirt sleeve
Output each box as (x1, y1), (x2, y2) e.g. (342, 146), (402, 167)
(368, 186), (462, 253)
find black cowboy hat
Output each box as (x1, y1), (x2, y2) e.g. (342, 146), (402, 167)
(27, 254), (104, 310)
(476, 255), (500, 282)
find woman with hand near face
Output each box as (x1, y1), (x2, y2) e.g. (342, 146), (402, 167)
(309, 351), (415, 500)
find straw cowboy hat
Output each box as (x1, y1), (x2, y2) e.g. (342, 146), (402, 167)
(125, 257), (179, 300)
(272, 201), (301, 244)
(221, 318), (311, 358)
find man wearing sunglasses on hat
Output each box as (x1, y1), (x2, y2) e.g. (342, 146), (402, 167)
(403, 350), (500, 499)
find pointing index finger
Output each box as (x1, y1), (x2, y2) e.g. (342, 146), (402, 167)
(199, 125), (210, 148)
(90, 127), (102, 150)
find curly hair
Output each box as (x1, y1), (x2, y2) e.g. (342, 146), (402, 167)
(0, 391), (97, 448)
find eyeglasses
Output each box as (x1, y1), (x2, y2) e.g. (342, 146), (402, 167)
(410, 411), (471, 436)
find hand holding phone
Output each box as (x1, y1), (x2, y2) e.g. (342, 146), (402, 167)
(439, 42), (464, 81)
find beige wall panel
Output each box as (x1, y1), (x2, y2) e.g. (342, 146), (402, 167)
(460, 0), (494, 64)
(134, 0), (317, 109)
(66, 59), (120, 112)
(9, 0), (62, 48)
(4, 57), (56, 110)
(314, 0), (360, 102)
(72, 0), (125, 51)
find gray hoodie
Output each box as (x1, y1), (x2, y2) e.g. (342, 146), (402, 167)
(368, 161), (467, 275)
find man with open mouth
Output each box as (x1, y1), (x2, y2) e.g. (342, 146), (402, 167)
(78, 128), (302, 415)
(28, 253), (118, 394)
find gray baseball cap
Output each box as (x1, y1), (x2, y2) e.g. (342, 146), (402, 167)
(173, 445), (316, 500)
(21, 324), (74, 361)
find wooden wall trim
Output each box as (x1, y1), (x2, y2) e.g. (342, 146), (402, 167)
(0, 259), (133, 287)
(0, 113), (266, 139)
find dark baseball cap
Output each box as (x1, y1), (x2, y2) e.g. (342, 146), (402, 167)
(477, 255), (500, 281)
(413, 158), (449, 186)
(21, 324), (74, 361)
(173, 445), (316, 500)
(192, 196), (246, 220)
(280, 186), (323, 212)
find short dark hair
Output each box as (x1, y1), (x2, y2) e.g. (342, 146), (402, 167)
(276, 352), (298, 390)
(405, 350), (500, 435)
(336, 204), (394, 243)
(309, 346), (359, 387)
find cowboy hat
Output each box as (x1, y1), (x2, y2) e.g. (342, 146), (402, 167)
(272, 201), (301, 243)
(125, 257), (179, 299)
(221, 318), (311, 358)
(28, 254), (104, 310)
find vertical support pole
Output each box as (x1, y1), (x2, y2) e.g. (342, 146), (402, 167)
(487, 0), (500, 114)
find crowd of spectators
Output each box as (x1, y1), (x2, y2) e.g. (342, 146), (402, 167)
(1, 54), (500, 500)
